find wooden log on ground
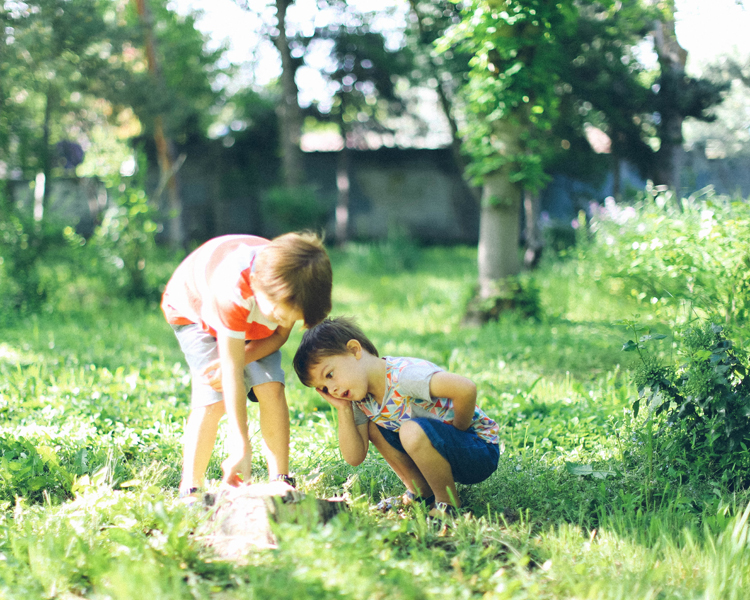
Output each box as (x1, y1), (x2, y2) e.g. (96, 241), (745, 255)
(194, 482), (346, 560)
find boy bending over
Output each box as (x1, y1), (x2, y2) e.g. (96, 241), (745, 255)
(293, 317), (499, 517)
(162, 233), (332, 497)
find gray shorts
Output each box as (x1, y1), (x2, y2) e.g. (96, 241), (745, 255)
(171, 323), (285, 409)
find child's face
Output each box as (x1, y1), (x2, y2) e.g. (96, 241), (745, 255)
(253, 286), (303, 329)
(308, 346), (369, 402)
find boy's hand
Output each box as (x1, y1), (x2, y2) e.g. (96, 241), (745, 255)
(221, 448), (253, 487)
(201, 359), (223, 391)
(316, 387), (353, 411)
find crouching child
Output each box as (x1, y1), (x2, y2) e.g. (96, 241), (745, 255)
(293, 317), (499, 518)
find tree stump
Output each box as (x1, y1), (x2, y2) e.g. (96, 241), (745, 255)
(194, 482), (346, 560)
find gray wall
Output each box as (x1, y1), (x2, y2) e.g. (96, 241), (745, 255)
(5, 147), (749, 245)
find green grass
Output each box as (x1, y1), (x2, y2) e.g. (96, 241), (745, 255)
(1, 244), (750, 599)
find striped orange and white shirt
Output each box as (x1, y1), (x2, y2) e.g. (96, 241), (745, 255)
(161, 235), (278, 340)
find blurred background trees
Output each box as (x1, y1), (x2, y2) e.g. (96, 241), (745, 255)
(0, 0), (745, 317)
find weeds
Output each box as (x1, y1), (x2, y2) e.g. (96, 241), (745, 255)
(1, 239), (750, 598)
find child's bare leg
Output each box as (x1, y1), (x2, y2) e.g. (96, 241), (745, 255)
(181, 402), (225, 493)
(368, 421), (432, 498)
(253, 382), (290, 477)
(398, 420), (460, 507)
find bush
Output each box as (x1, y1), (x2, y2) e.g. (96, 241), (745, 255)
(623, 321), (750, 487)
(0, 212), (71, 317)
(90, 177), (161, 301)
(263, 185), (330, 235)
(581, 188), (750, 336)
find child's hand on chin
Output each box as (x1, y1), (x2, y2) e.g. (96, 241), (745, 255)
(316, 387), (352, 410)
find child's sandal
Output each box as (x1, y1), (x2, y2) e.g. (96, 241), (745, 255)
(376, 491), (435, 512)
(427, 501), (459, 520)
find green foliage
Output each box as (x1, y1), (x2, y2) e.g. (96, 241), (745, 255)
(582, 187), (750, 335)
(90, 174), (161, 300)
(263, 185), (330, 235)
(0, 210), (73, 316)
(5, 243), (750, 598)
(441, 0), (577, 188)
(623, 321), (750, 487)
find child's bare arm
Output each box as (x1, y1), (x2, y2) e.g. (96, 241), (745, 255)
(203, 325), (293, 391)
(316, 389), (369, 465)
(429, 371), (477, 431)
(216, 332), (252, 485)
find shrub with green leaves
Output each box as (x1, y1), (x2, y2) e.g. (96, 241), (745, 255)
(623, 322), (750, 486)
(583, 187), (750, 335)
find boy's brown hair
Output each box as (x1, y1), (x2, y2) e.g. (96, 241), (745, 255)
(293, 317), (379, 387)
(254, 231), (332, 328)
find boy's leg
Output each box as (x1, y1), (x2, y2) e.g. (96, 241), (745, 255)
(253, 381), (290, 477)
(368, 421), (432, 499)
(399, 420), (459, 507)
(180, 401), (225, 494)
(172, 324), (227, 495)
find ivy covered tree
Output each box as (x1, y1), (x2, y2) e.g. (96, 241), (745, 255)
(441, 0), (578, 316)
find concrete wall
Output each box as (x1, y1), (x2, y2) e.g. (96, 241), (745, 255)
(5, 147), (749, 246)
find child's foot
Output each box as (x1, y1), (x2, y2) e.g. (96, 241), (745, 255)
(376, 491), (435, 512)
(427, 502), (460, 536)
(178, 486), (201, 505)
(427, 501), (459, 520)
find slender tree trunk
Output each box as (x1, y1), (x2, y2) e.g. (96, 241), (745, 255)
(133, 0), (184, 248)
(408, 0), (480, 239)
(335, 112), (351, 247)
(612, 155), (622, 201)
(273, 0), (305, 188)
(650, 0), (687, 197)
(478, 171), (522, 299)
(522, 188), (542, 269)
(38, 85), (54, 221)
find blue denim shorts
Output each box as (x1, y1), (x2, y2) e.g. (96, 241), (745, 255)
(171, 323), (285, 408)
(377, 418), (499, 485)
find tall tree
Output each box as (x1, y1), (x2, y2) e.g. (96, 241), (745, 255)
(1, 0), (121, 219)
(123, 0), (225, 247)
(307, 21), (411, 243)
(233, 0), (305, 189)
(442, 0), (577, 309)
(647, 0), (726, 194)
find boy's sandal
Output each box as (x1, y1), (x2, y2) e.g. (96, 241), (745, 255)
(376, 491), (435, 512)
(427, 501), (459, 520)
(178, 487), (201, 503)
(272, 474), (297, 488)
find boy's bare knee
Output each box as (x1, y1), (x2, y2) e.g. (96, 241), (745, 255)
(399, 420), (429, 452)
(253, 381), (286, 403)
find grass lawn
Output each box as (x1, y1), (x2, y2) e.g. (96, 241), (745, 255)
(0, 243), (748, 599)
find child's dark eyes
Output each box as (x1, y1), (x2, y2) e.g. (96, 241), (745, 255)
(325, 371), (333, 379)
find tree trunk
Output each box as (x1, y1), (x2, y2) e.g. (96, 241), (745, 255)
(477, 171), (522, 299)
(273, 0), (305, 188)
(335, 142), (350, 246)
(38, 85), (54, 221)
(133, 0), (184, 249)
(650, 0), (687, 196)
(408, 0), (480, 238)
(522, 188), (542, 269)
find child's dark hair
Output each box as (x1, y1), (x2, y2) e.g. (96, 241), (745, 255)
(254, 231), (332, 328)
(293, 317), (379, 387)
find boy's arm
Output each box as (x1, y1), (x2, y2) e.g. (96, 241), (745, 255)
(204, 325), (293, 391)
(428, 371), (477, 431)
(216, 332), (253, 485)
(243, 324), (292, 363)
(317, 389), (369, 466)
